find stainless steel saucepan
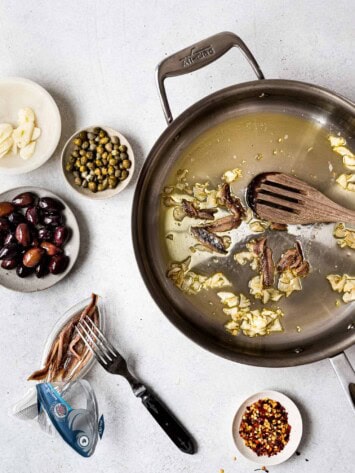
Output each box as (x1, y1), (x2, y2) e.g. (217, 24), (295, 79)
(132, 32), (355, 410)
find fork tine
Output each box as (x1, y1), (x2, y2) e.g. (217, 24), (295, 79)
(81, 318), (115, 361)
(75, 322), (109, 366)
(85, 316), (119, 358)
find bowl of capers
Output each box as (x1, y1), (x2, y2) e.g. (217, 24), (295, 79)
(61, 126), (134, 199)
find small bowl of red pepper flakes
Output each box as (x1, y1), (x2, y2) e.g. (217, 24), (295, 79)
(232, 390), (303, 466)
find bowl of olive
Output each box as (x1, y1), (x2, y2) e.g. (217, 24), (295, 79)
(61, 126), (135, 199)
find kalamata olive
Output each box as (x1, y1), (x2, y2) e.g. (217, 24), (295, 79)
(8, 212), (26, 226)
(53, 226), (69, 246)
(43, 214), (63, 227)
(4, 232), (16, 245)
(12, 192), (36, 208)
(15, 223), (31, 247)
(0, 202), (15, 217)
(38, 197), (64, 212)
(0, 217), (10, 233)
(16, 263), (34, 278)
(38, 227), (52, 241)
(49, 254), (69, 274)
(35, 255), (50, 278)
(23, 247), (44, 267)
(25, 206), (40, 225)
(40, 241), (62, 256)
(0, 243), (19, 260)
(1, 258), (18, 269)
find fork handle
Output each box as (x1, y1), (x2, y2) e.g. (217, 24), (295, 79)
(136, 387), (196, 454)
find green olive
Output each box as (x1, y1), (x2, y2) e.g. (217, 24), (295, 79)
(88, 181), (97, 192)
(122, 159), (131, 169)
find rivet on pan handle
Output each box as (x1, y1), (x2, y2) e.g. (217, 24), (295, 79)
(156, 31), (265, 124)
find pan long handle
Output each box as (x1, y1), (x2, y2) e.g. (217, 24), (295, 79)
(330, 351), (355, 413)
(156, 31), (265, 124)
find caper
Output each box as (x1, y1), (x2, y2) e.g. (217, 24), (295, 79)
(99, 130), (106, 138)
(97, 183), (104, 192)
(120, 152), (128, 159)
(86, 151), (93, 159)
(93, 127), (101, 134)
(66, 163), (74, 172)
(122, 159), (131, 169)
(108, 165), (114, 175)
(73, 138), (82, 146)
(79, 131), (87, 140)
(118, 145), (127, 152)
(99, 137), (109, 145)
(82, 180), (88, 188)
(79, 149), (86, 156)
(108, 176), (118, 188)
(95, 159), (102, 167)
(111, 136), (119, 145)
(96, 145), (104, 154)
(102, 151), (108, 159)
(87, 162), (94, 169)
(75, 159), (81, 167)
(115, 169), (121, 178)
(105, 142), (113, 152)
(89, 143), (96, 151)
(109, 158), (117, 166)
(111, 149), (119, 156)
(72, 150), (79, 158)
(113, 144), (120, 150)
(88, 181), (97, 192)
(102, 167), (108, 176)
(74, 177), (82, 186)
(69, 155), (75, 164)
(102, 158), (108, 166)
(87, 132), (96, 140)
(82, 141), (89, 150)
(80, 156), (88, 165)
(102, 179), (108, 190)
(120, 170), (128, 181)
(97, 175), (103, 182)
(119, 163), (124, 170)
(94, 168), (101, 176)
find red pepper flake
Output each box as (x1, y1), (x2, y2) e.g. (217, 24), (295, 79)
(239, 398), (291, 457)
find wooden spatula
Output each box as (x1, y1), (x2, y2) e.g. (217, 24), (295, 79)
(247, 172), (355, 225)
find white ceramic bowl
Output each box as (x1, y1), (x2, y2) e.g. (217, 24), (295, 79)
(0, 77), (61, 174)
(61, 125), (135, 200)
(232, 390), (303, 466)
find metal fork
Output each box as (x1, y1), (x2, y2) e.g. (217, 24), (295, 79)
(75, 318), (196, 454)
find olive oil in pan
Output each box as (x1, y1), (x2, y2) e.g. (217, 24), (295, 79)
(160, 112), (355, 343)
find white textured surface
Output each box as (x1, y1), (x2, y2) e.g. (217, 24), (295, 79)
(0, 1), (354, 472)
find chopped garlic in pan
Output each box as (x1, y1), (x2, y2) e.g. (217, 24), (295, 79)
(277, 269), (302, 297)
(328, 135), (346, 148)
(333, 223), (355, 250)
(249, 220), (270, 233)
(167, 257), (231, 295)
(218, 291), (283, 337)
(221, 167), (243, 183)
(249, 275), (284, 303)
(336, 173), (355, 192)
(327, 274), (355, 303)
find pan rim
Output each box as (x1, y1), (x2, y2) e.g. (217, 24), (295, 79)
(132, 78), (355, 367)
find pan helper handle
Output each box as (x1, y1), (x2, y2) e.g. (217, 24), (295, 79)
(156, 31), (265, 124)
